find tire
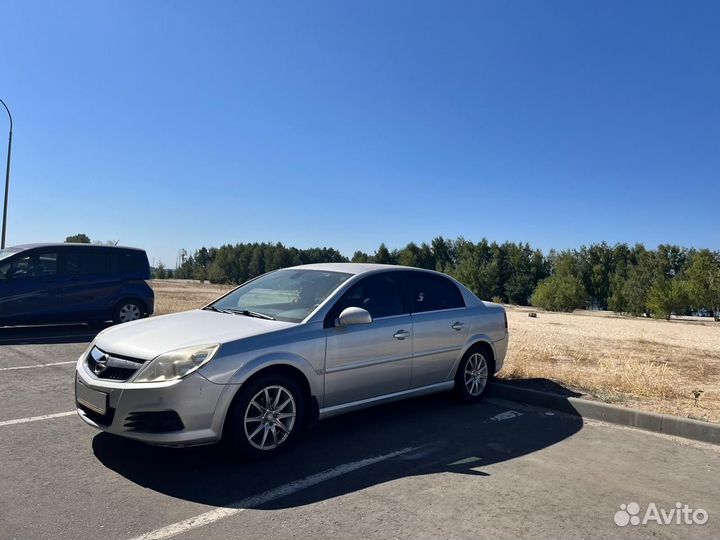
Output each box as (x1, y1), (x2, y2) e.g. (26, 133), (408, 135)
(224, 372), (306, 460)
(113, 299), (144, 324)
(454, 347), (492, 402)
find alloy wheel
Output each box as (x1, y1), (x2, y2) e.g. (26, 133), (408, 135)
(243, 385), (297, 451)
(464, 352), (488, 396)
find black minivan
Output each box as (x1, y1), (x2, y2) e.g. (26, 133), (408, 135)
(0, 243), (154, 326)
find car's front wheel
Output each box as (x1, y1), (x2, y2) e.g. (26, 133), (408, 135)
(454, 348), (492, 402)
(225, 373), (305, 460)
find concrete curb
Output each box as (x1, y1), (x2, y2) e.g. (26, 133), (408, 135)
(487, 381), (720, 445)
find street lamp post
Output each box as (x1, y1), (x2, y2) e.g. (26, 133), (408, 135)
(0, 98), (12, 250)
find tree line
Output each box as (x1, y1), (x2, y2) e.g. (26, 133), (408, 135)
(159, 238), (720, 321)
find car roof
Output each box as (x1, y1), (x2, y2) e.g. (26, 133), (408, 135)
(285, 262), (439, 276)
(7, 243), (145, 252)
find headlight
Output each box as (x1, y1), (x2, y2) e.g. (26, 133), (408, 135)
(133, 344), (220, 383)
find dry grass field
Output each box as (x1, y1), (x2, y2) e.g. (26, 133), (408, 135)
(502, 306), (720, 423)
(152, 279), (234, 316)
(150, 279), (720, 423)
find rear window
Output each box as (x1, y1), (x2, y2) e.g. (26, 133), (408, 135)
(113, 250), (148, 275)
(406, 272), (465, 313)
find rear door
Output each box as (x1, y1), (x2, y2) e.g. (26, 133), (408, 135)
(404, 271), (469, 388)
(61, 247), (118, 320)
(0, 249), (64, 324)
(323, 272), (412, 407)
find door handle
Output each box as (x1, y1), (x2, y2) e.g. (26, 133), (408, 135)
(393, 329), (411, 340)
(451, 322), (465, 331)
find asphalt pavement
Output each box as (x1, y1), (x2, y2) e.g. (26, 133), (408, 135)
(0, 324), (718, 539)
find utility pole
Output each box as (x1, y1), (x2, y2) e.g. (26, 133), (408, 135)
(0, 98), (12, 250)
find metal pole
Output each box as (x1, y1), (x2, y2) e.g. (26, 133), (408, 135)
(0, 98), (12, 250)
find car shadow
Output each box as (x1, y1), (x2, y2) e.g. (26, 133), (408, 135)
(93, 392), (582, 510)
(491, 377), (584, 397)
(0, 322), (111, 345)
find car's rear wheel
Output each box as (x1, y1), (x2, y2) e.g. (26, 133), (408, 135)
(225, 373), (305, 460)
(454, 348), (491, 402)
(113, 300), (143, 324)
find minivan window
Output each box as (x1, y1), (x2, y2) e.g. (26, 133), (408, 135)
(329, 273), (406, 320)
(0, 251), (58, 280)
(114, 251), (144, 273)
(65, 250), (112, 275)
(406, 272), (465, 313)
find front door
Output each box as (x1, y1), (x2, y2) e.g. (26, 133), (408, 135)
(0, 249), (64, 324)
(323, 272), (412, 407)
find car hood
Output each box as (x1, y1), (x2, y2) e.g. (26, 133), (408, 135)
(93, 310), (295, 360)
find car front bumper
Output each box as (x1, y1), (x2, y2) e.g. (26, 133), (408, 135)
(75, 355), (237, 446)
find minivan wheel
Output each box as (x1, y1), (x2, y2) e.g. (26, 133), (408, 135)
(113, 300), (143, 324)
(454, 349), (491, 402)
(225, 373), (305, 460)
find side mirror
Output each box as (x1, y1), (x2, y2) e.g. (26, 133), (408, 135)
(336, 306), (372, 327)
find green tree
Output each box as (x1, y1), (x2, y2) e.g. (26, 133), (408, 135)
(684, 249), (720, 320)
(351, 251), (369, 263)
(503, 242), (536, 305)
(451, 238), (482, 298)
(397, 242), (420, 267)
(195, 247), (211, 270)
(207, 260), (228, 284)
(578, 242), (615, 309)
(431, 236), (454, 272)
(646, 277), (689, 320)
(531, 275), (588, 312)
(374, 243), (393, 264)
(65, 233), (91, 243)
(608, 245), (657, 316)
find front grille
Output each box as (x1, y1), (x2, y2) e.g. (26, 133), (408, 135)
(124, 411), (184, 433)
(78, 402), (116, 426)
(87, 347), (145, 381)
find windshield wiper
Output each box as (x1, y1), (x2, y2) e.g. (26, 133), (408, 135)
(226, 308), (276, 321)
(203, 305), (234, 314)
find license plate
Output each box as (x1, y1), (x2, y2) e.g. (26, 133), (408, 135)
(77, 380), (108, 415)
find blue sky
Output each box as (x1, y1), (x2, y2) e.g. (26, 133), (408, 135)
(1, 1), (718, 267)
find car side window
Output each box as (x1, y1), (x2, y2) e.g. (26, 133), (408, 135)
(65, 250), (112, 275)
(407, 273), (465, 313)
(329, 273), (406, 322)
(1, 252), (57, 280)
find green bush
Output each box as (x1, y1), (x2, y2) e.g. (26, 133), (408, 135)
(531, 275), (587, 312)
(154, 262), (167, 279)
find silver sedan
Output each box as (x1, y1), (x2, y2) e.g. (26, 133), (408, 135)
(75, 263), (508, 458)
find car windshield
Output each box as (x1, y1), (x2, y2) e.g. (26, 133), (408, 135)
(210, 269), (352, 323)
(0, 249), (19, 262)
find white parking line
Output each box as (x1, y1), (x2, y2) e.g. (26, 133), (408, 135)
(0, 361), (76, 372)
(131, 446), (421, 540)
(490, 410), (523, 422)
(0, 411), (76, 427)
